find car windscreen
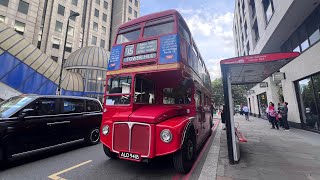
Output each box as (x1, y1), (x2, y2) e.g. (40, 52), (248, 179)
(116, 25), (141, 44)
(0, 96), (35, 118)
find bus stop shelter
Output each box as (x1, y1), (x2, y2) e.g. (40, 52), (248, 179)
(220, 52), (300, 164)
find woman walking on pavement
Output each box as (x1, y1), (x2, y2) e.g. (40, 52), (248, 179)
(268, 102), (279, 129)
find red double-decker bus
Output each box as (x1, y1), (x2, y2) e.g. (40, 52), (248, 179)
(101, 10), (213, 173)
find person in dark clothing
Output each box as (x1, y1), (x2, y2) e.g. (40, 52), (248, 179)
(277, 102), (284, 128)
(221, 105), (226, 130)
(281, 102), (290, 131)
(210, 104), (215, 117)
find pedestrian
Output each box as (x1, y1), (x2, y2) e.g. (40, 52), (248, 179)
(281, 102), (290, 131)
(221, 105), (226, 130)
(242, 105), (249, 121)
(277, 102), (284, 128)
(210, 103), (214, 117)
(268, 102), (279, 129)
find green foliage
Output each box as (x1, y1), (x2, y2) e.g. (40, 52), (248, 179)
(211, 78), (248, 106)
(211, 78), (224, 106)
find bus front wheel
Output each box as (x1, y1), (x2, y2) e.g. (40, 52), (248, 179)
(103, 145), (118, 160)
(173, 128), (196, 174)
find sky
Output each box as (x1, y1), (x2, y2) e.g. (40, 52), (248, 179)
(140, 0), (235, 80)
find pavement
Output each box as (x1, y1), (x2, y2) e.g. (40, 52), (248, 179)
(201, 114), (320, 180)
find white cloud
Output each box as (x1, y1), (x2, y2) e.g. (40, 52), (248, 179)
(178, 8), (235, 80)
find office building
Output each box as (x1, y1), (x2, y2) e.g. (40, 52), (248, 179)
(233, 0), (320, 132)
(0, 0), (140, 64)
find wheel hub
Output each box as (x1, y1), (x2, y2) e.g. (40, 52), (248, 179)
(91, 129), (100, 143)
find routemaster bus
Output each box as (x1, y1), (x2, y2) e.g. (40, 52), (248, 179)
(101, 9), (213, 173)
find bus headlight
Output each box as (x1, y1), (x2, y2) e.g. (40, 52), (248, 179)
(160, 129), (172, 143)
(102, 125), (110, 135)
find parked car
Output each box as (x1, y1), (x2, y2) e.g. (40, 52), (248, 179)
(0, 95), (102, 164)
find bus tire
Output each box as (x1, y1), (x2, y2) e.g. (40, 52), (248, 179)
(173, 127), (196, 174)
(103, 145), (118, 160)
(85, 127), (100, 145)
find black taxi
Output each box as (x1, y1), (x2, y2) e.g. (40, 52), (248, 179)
(0, 95), (102, 164)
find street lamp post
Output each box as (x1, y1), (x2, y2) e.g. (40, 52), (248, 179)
(57, 12), (80, 95)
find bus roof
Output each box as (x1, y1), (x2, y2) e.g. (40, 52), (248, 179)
(118, 9), (179, 29)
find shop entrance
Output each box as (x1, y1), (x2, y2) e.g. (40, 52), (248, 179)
(220, 52), (300, 164)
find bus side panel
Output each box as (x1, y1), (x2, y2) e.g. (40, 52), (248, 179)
(155, 116), (191, 156)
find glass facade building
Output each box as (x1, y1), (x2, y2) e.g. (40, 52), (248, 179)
(64, 47), (109, 102)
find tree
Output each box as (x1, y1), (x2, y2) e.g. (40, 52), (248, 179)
(211, 78), (224, 106)
(211, 78), (248, 107)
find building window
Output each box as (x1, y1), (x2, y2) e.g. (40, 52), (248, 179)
(94, 9), (99, 17)
(92, 36), (97, 45)
(244, 21), (248, 38)
(102, 13), (107, 22)
(296, 73), (320, 131)
(0, 15), (5, 23)
(58, 4), (65, 16)
(68, 26), (74, 36)
(65, 42), (72, 52)
(52, 38), (60, 49)
(55, 21), (63, 32)
(102, 26), (106, 33)
(249, 0), (256, 18)
(252, 20), (259, 43)
(0, 0), (9, 7)
(262, 0), (274, 24)
(96, 0), (100, 5)
(51, 56), (58, 62)
(129, 6), (132, 14)
(18, 0), (29, 15)
(100, 39), (105, 48)
(93, 22), (98, 31)
(104, 1), (108, 9)
(14, 21), (25, 35)
(135, 0), (138, 7)
(72, 0), (78, 6)
(70, 10), (77, 21)
(134, 11), (137, 18)
(129, 0), (132, 2)
(242, 1), (245, 15)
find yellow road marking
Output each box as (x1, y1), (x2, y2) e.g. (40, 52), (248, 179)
(48, 160), (92, 180)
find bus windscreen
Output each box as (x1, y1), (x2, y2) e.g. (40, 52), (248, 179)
(143, 17), (174, 38)
(116, 25), (141, 44)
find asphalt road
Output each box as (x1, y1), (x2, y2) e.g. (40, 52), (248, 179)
(0, 124), (218, 180)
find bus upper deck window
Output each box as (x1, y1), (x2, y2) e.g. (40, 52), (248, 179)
(143, 16), (174, 38)
(116, 25), (141, 44)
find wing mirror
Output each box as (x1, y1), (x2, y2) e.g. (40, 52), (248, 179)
(19, 108), (35, 120)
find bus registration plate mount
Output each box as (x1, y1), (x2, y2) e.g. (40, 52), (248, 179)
(119, 151), (141, 162)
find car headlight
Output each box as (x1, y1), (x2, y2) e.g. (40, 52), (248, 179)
(160, 129), (172, 143)
(102, 125), (110, 135)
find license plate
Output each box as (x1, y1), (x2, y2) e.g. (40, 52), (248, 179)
(119, 152), (141, 162)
